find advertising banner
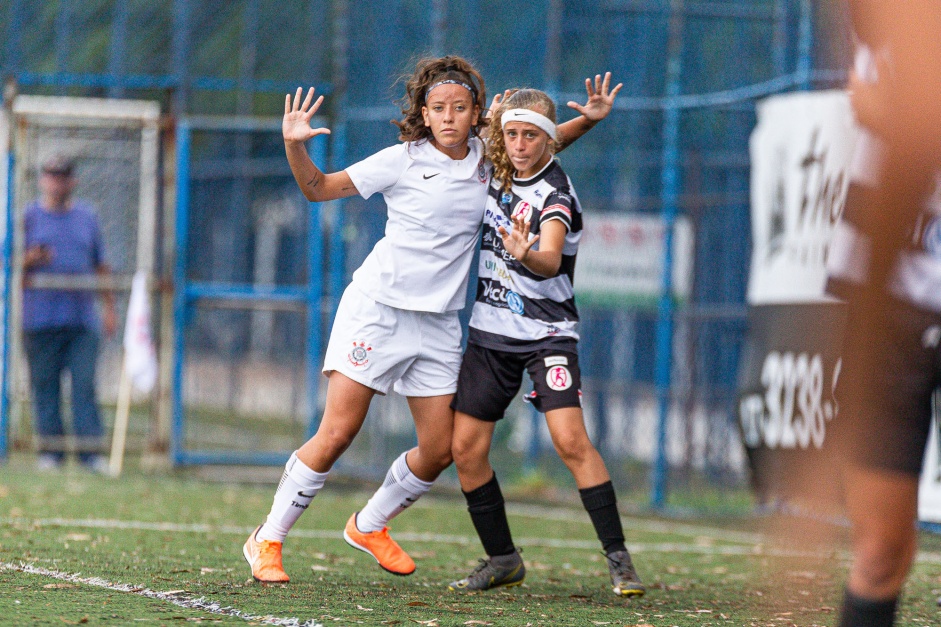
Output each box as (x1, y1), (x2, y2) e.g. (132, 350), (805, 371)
(741, 90), (855, 508)
(574, 213), (693, 308)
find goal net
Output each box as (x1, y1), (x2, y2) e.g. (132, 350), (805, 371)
(4, 95), (160, 460)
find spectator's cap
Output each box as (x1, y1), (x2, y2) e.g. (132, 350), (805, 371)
(41, 154), (76, 177)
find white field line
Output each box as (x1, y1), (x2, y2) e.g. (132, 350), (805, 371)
(3, 515), (818, 559)
(0, 561), (323, 627)
(10, 515), (941, 564)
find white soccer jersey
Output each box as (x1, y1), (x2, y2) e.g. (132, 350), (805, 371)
(468, 159), (583, 351)
(345, 136), (491, 313)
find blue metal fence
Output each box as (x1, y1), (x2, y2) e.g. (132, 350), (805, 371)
(0, 0), (854, 504)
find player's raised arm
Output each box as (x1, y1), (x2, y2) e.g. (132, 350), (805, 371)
(283, 87), (358, 202)
(556, 72), (623, 151)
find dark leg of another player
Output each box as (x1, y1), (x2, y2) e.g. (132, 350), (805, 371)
(545, 407), (645, 597)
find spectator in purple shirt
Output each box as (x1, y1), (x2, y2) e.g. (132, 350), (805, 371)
(23, 154), (116, 472)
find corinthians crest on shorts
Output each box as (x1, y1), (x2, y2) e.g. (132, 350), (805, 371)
(347, 340), (373, 369)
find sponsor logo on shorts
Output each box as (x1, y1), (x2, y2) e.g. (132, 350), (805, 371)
(546, 365), (572, 391)
(506, 291), (525, 315)
(544, 355), (568, 367)
(512, 200), (533, 223)
(348, 340), (373, 369)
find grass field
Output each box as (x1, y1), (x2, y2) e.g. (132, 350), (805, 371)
(2, 457), (941, 626)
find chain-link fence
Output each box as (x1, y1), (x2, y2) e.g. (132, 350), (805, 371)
(0, 1), (854, 505)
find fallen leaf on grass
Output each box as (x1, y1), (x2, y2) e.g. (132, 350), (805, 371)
(406, 601), (429, 607)
(410, 620), (438, 626)
(43, 583), (76, 589)
(356, 605), (374, 612)
(463, 622), (493, 626)
(163, 590), (187, 595)
(64, 533), (90, 542)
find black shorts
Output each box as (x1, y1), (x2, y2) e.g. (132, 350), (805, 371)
(834, 296), (941, 475)
(451, 343), (582, 422)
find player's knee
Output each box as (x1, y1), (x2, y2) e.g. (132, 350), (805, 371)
(856, 536), (915, 591)
(418, 441), (453, 473)
(553, 432), (591, 464)
(452, 436), (483, 470)
(318, 425), (357, 458)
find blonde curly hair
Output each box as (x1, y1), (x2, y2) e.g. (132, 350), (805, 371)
(487, 88), (557, 192)
(393, 55), (488, 143)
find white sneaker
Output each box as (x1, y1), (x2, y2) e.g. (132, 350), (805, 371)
(82, 455), (110, 474)
(36, 453), (62, 472)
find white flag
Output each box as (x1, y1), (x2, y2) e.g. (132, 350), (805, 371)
(123, 270), (158, 394)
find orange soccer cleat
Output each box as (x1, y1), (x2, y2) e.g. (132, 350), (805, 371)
(243, 525), (290, 583)
(343, 513), (416, 575)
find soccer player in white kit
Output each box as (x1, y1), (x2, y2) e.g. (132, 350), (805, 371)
(243, 55), (616, 583)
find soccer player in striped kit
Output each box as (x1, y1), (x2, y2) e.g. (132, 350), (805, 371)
(243, 56), (615, 584)
(447, 87), (644, 597)
(827, 2), (941, 625)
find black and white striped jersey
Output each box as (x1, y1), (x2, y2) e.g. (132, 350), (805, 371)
(826, 43), (941, 313)
(467, 159), (583, 352)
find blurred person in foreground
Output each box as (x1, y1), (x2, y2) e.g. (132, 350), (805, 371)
(22, 154), (116, 472)
(825, 2), (941, 625)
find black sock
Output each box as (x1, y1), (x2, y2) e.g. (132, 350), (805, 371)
(579, 481), (626, 554)
(464, 474), (515, 557)
(838, 588), (897, 627)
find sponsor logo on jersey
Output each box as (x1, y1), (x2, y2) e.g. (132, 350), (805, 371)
(347, 340), (373, 369)
(545, 325), (561, 336)
(485, 206), (512, 231)
(546, 365), (572, 391)
(512, 200), (533, 223)
(500, 191), (513, 207)
(481, 279), (510, 307)
(544, 355), (568, 367)
(507, 291), (525, 315)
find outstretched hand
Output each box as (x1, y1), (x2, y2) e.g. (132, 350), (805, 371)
(284, 87), (332, 143)
(567, 72), (623, 123)
(498, 215), (539, 263)
(487, 89), (512, 120)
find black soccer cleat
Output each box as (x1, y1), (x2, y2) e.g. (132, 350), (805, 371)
(605, 549), (646, 597)
(448, 550), (526, 592)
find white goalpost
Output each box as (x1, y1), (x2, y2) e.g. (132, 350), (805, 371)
(4, 95), (161, 473)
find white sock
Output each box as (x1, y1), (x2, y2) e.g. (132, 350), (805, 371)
(356, 451), (434, 533)
(256, 452), (329, 543)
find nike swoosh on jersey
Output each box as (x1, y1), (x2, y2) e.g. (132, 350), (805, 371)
(423, 173), (440, 179)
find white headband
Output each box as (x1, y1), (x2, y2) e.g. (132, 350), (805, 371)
(501, 108), (557, 141)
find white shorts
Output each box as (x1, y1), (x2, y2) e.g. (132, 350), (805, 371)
(323, 286), (463, 397)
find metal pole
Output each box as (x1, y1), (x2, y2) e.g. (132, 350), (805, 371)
(544, 0), (563, 95)
(772, 0), (788, 76)
(431, 0), (447, 57)
(172, 0), (191, 115)
(170, 122), (192, 465)
(796, 0), (813, 89)
(107, 0), (130, 99)
(329, 0), (350, 319)
(0, 135), (12, 461)
(652, 0), (684, 509)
